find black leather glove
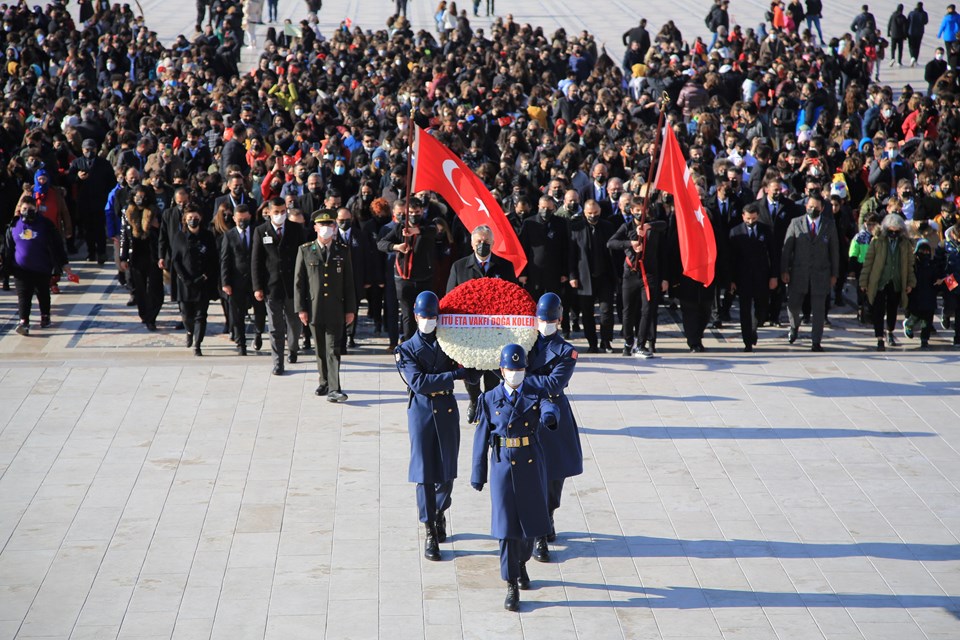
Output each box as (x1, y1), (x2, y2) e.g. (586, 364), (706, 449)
(453, 367), (466, 380)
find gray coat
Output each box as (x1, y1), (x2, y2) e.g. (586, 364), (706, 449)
(781, 215), (839, 296)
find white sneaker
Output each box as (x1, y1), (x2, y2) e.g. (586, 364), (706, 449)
(889, 60), (896, 67)
(910, 57), (917, 66)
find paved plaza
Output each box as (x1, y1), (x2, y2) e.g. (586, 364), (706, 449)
(4, 1), (960, 638)
(1, 255), (960, 640)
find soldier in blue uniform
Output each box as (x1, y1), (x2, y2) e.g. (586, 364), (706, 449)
(395, 291), (475, 561)
(471, 344), (559, 612)
(526, 292), (582, 563)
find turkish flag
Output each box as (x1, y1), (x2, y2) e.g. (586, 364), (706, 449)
(653, 126), (717, 286)
(412, 126), (527, 277)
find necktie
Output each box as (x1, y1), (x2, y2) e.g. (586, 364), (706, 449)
(809, 221), (816, 238)
(244, 229), (249, 249)
(277, 225), (283, 241)
(749, 226), (755, 239)
(720, 201), (726, 219)
(480, 261), (487, 273)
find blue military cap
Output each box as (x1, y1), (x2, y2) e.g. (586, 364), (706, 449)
(414, 290), (439, 317)
(499, 344), (527, 369)
(536, 292), (562, 321)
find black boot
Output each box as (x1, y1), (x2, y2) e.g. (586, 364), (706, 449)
(546, 515), (556, 542)
(504, 580), (520, 611)
(424, 523), (441, 561)
(532, 536), (550, 562)
(186, 332), (193, 348)
(436, 510), (447, 543)
(518, 563), (530, 590)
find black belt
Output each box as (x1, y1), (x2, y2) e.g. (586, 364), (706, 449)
(427, 390), (453, 397)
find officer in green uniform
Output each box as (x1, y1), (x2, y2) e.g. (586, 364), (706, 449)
(294, 209), (358, 402)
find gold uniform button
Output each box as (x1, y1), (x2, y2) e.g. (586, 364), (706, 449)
(510, 460), (516, 465)
(495, 411), (500, 415)
(528, 459), (533, 463)
(433, 409), (438, 414)
(324, 283), (329, 287)
(524, 421), (529, 426)
(448, 408), (453, 413)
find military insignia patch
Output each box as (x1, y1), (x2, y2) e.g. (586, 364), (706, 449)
(571, 350), (578, 360)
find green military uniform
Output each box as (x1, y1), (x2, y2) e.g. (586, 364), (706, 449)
(294, 211), (358, 395)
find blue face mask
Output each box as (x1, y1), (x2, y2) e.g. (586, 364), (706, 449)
(333, 166), (345, 176)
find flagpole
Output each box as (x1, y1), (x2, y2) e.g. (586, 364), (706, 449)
(636, 92), (670, 299)
(397, 107), (418, 280)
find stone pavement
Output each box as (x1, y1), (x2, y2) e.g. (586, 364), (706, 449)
(1, 253), (960, 640)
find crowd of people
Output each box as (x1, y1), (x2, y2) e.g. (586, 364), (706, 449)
(1, 0), (959, 360)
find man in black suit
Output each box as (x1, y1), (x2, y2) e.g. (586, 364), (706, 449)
(219, 125), (249, 178)
(446, 224), (518, 422)
(518, 196), (569, 322)
(728, 202), (778, 352)
(704, 180), (744, 324)
(569, 200), (617, 353)
(213, 173), (255, 223)
(755, 178), (801, 325)
(252, 197), (306, 375)
(158, 188), (190, 326)
(221, 204), (266, 355)
(335, 207), (368, 351)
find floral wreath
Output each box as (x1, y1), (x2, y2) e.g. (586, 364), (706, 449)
(437, 278), (537, 370)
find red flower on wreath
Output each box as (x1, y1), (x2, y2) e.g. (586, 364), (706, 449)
(439, 278), (536, 316)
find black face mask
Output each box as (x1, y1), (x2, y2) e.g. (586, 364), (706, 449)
(337, 220), (351, 231)
(187, 219), (200, 229)
(407, 214), (421, 225)
(362, 192), (373, 202)
(21, 208), (36, 222)
(237, 219), (250, 230)
(633, 214), (644, 223)
(475, 241), (491, 258)
(585, 215), (600, 225)
(539, 207), (553, 220)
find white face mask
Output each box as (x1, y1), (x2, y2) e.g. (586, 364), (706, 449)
(272, 213), (287, 226)
(537, 320), (558, 336)
(502, 369), (525, 388)
(417, 317), (437, 334)
(317, 225), (336, 241)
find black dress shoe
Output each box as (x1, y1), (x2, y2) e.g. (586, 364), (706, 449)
(254, 333), (263, 351)
(467, 401), (478, 424)
(239, 344), (247, 356)
(743, 345), (753, 352)
(287, 352), (298, 364)
(327, 390), (348, 403)
(877, 339), (886, 352)
(126, 295), (136, 307)
(302, 338), (312, 351)
(811, 344), (824, 352)
(348, 337), (357, 348)
(424, 523), (441, 561)
(532, 536), (550, 562)
(587, 345), (600, 354)
(145, 322), (157, 332)
(504, 580), (520, 611)
(186, 333), (193, 348)
(436, 510), (447, 543)
(788, 328), (798, 344)
(194, 347), (203, 357)
(273, 365), (284, 375)
(315, 384), (329, 396)
(518, 563), (530, 590)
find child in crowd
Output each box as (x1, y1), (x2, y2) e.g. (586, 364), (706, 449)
(903, 239), (945, 348)
(849, 213), (881, 324)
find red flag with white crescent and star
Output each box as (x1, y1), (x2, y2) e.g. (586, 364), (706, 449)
(652, 125), (717, 286)
(411, 126), (527, 277)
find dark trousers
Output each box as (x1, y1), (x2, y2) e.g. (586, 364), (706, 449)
(395, 0), (407, 15)
(82, 209), (106, 258)
(768, 280), (785, 324)
(737, 290), (768, 346)
(680, 293), (712, 348)
(547, 478), (563, 518)
(229, 292), (266, 345)
(15, 269), (51, 322)
(313, 322), (343, 390)
(464, 370), (500, 404)
(416, 480), (453, 523)
(499, 538), (533, 581)
(579, 276), (614, 347)
(179, 299), (210, 345)
(195, 0), (208, 27)
(561, 285), (580, 333)
(788, 285), (827, 344)
(396, 278), (431, 341)
(267, 0), (278, 20)
(908, 34), (923, 60)
(891, 37), (905, 63)
(916, 310), (934, 343)
(266, 296), (301, 366)
(622, 270), (658, 348)
(485, 0), (493, 14)
(366, 285), (385, 331)
(384, 277), (400, 345)
(130, 264), (164, 324)
(872, 283), (901, 337)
